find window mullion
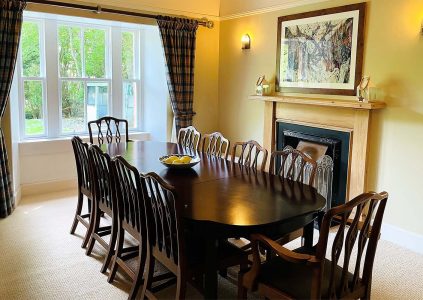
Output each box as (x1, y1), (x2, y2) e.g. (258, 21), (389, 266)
(111, 26), (122, 118)
(44, 19), (60, 138)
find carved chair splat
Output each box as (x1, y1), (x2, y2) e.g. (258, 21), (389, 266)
(201, 132), (230, 159)
(231, 140), (268, 171)
(88, 116), (130, 145)
(177, 126), (201, 150)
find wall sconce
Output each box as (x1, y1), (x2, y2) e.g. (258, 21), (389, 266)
(241, 34), (251, 49)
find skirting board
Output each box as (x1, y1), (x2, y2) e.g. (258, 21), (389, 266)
(21, 178), (77, 198)
(381, 223), (423, 255)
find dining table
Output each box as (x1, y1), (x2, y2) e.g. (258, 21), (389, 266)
(102, 141), (326, 299)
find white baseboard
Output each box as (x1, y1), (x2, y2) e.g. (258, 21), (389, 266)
(21, 178), (77, 198)
(14, 187), (22, 206)
(381, 223), (423, 255)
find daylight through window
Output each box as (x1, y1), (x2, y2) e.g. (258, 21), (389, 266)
(17, 14), (142, 139)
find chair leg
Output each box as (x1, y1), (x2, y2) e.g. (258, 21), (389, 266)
(128, 243), (147, 299)
(238, 272), (248, 299)
(140, 252), (155, 299)
(175, 272), (186, 300)
(86, 206), (101, 256)
(70, 192), (83, 234)
(81, 198), (95, 249)
(101, 212), (118, 273)
(107, 226), (125, 283)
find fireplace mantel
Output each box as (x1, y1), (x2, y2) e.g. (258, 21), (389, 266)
(257, 94), (386, 201)
(249, 94), (386, 110)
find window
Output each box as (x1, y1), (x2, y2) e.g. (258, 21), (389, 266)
(20, 20), (46, 137)
(17, 13), (142, 139)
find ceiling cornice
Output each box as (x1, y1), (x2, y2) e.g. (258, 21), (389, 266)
(219, 0), (331, 21)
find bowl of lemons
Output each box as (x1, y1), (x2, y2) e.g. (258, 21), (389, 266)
(159, 154), (200, 169)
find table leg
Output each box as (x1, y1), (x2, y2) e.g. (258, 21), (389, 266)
(204, 237), (218, 299)
(303, 219), (315, 249)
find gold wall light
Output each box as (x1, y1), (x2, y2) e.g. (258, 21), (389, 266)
(241, 34), (251, 49)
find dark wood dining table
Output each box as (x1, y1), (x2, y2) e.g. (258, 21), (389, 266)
(102, 141), (326, 299)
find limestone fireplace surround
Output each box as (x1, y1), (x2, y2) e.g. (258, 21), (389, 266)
(250, 94), (385, 201)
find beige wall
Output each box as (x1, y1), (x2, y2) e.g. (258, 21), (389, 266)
(218, 0), (423, 235)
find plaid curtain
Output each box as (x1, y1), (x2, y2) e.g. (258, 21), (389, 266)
(157, 16), (198, 133)
(0, 0), (26, 218)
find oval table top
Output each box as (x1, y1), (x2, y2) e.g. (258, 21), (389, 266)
(102, 141), (326, 231)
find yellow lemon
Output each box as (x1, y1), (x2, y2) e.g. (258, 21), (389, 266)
(172, 159), (184, 164)
(179, 156), (192, 164)
(163, 156), (178, 164)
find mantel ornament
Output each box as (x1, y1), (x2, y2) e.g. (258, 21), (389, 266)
(256, 75), (271, 96)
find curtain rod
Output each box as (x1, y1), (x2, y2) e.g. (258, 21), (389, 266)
(26, 0), (214, 28)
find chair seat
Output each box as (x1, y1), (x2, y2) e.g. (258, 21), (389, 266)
(257, 256), (359, 299)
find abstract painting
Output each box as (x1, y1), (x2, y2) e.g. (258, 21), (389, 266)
(276, 4), (365, 95)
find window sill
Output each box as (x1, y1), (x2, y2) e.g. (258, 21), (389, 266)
(19, 131), (151, 156)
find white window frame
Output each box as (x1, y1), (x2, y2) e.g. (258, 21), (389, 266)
(120, 28), (142, 129)
(18, 18), (48, 139)
(17, 13), (143, 140)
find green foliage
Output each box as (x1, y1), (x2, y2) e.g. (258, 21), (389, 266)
(84, 28), (106, 78)
(21, 22), (40, 77)
(122, 32), (134, 79)
(58, 25), (82, 77)
(24, 80), (42, 119)
(61, 81), (84, 119)
(25, 119), (44, 135)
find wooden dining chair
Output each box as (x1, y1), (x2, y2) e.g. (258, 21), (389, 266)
(231, 140), (268, 171)
(177, 126), (201, 150)
(140, 172), (189, 299)
(85, 144), (118, 274)
(269, 148), (318, 246)
(201, 132), (230, 159)
(70, 136), (93, 248)
(88, 116), (130, 145)
(238, 191), (389, 300)
(107, 156), (147, 299)
(269, 148), (318, 185)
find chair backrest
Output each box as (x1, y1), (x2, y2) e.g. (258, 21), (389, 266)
(88, 116), (129, 145)
(71, 136), (90, 193)
(269, 148), (317, 185)
(314, 191), (389, 299)
(201, 132), (230, 159)
(177, 126), (201, 150)
(112, 156), (146, 236)
(141, 172), (184, 270)
(88, 144), (114, 211)
(231, 140), (268, 171)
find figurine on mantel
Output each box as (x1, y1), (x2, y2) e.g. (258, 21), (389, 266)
(256, 75), (271, 96)
(357, 76), (370, 102)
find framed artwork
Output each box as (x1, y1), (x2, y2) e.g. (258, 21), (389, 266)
(276, 3), (365, 95)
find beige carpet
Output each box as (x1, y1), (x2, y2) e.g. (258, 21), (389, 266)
(0, 190), (422, 299)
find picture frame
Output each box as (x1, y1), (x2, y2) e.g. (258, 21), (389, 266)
(276, 3), (365, 95)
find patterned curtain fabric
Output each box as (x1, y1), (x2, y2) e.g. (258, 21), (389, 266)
(156, 16), (198, 133)
(0, 0), (26, 218)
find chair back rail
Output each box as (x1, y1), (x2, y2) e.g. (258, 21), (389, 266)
(141, 172), (185, 269)
(269, 149), (318, 186)
(177, 126), (201, 150)
(112, 156), (145, 234)
(88, 116), (129, 145)
(71, 136), (90, 192)
(88, 145), (114, 211)
(231, 140), (268, 171)
(314, 191), (388, 299)
(201, 132), (230, 159)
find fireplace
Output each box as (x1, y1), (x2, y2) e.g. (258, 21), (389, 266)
(254, 94), (385, 203)
(276, 122), (350, 209)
